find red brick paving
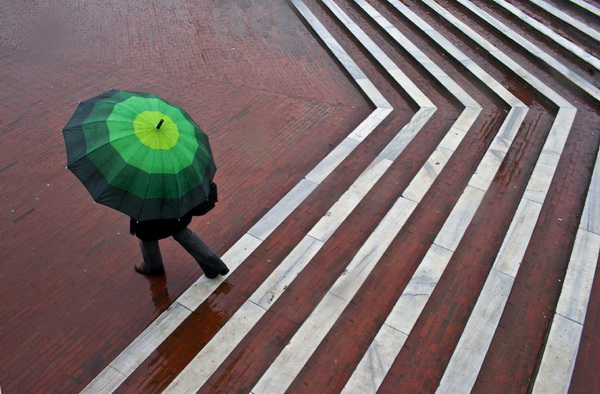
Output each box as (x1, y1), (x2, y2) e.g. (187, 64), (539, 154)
(2, 0), (600, 392)
(197, 109), (458, 392)
(189, 1), (517, 389)
(115, 1), (507, 389)
(117, 110), (411, 392)
(0, 1), (369, 391)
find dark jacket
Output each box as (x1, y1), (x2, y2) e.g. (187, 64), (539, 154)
(130, 182), (218, 241)
(130, 212), (193, 241)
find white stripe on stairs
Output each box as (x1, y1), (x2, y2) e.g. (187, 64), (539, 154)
(568, 0), (600, 18)
(532, 141), (600, 393)
(530, 0), (600, 42)
(342, 0), (528, 389)
(163, 0), (444, 391)
(454, 0), (600, 100)
(80, 4), (395, 393)
(493, 0), (600, 70)
(251, 0), (485, 391)
(425, 0), (590, 391)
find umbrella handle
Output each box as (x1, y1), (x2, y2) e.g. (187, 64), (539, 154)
(156, 119), (164, 130)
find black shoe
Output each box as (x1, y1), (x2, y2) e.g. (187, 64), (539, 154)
(205, 266), (229, 279)
(134, 262), (165, 276)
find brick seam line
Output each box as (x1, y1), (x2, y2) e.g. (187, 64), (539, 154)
(568, 0), (600, 18)
(493, 0), (600, 70)
(341, 0), (528, 389)
(249, 0), (485, 390)
(427, 0), (598, 390)
(79, 2), (394, 393)
(163, 0), (449, 389)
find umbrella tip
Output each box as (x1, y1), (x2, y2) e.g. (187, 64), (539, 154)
(156, 119), (165, 130)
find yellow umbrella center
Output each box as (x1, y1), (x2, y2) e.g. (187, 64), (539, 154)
(133, 111), (179, 150)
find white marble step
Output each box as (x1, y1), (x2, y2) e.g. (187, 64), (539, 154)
(493, 0), (600, 71)
(454, 0), (600, 101)
(80, 0), (394, 390)
(431, 0), (582, 390)
(569, 0), (600, 18)
(532, 138), (600, 392)
(82, 1), (600, 393)
(343, 0), (527, 389)
(164, 0), (444, 390)
(530, 0), (600, 42)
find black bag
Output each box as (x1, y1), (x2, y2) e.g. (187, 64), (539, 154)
(190, 181), (218, 216)
(130, 216), (192, 241)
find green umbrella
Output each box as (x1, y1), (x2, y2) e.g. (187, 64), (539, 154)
(62, 89), (216, 221)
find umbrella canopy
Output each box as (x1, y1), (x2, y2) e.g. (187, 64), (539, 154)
(62, 89), (216, 221)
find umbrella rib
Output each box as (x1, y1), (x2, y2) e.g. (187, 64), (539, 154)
(74, 133), (139, 164)
(80, 165), (112, 202)
(171, 151), (186, 218)
(136, 149), (159, 220)
(111, 141), (152, 220)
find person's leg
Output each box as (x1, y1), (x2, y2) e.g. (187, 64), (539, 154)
(135, 239), (166, 275)
(172, 227), (229, 278)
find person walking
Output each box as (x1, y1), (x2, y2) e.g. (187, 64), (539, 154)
(62, 90), (228, 279)
(130, 209), (229, 278)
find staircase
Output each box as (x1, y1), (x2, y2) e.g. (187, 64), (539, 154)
(84, 0), (600, 392)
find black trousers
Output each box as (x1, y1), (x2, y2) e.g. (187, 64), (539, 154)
(139, 227), (226, 276)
